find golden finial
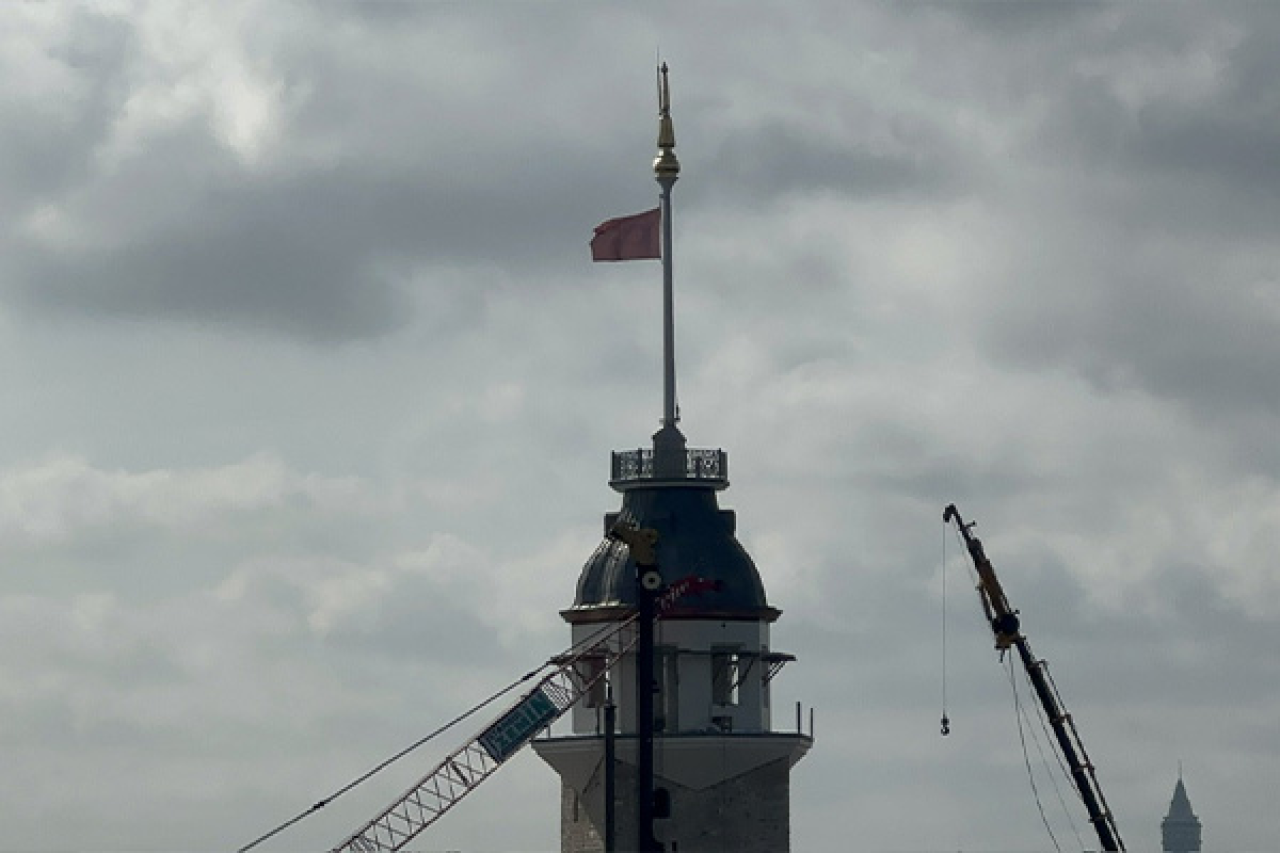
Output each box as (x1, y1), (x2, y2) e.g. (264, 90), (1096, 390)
(653, 62), (680, 179)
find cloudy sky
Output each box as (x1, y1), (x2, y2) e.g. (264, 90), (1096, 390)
(3, 3), (1278, 852)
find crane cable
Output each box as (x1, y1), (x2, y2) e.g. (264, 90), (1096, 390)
(235, 614), (635, 853)
(1007, 656), (1063, 853)
(235, 662), (550, 853)
(940, 518), (950, 736)
(941, 520), (986, 735)
(1022, 662), (1087, 850)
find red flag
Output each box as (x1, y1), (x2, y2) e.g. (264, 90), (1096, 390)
(590, 207), (661, 261)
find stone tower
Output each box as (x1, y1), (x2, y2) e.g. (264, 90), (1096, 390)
(1162, 773), (1202, 853)
(532, 433), (812, 853)
(531, 67), (811, 853)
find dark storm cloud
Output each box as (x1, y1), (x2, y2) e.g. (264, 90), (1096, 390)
(1, 3), (656, 343)
(1023, 9), (1280, 231)
(1122, 22), (1280, 226)
(1094, 561), (1280, 707)
(703, 118), (966, 204)
(922, 2), (1280, 215)
(5, 117), (646, 342)
(919, 5), (1280, 432)
(13, 205), (408, 342)
(936, 0), (1101, 35)
(0, 10), (132, 204)
(986, 246), (1280, 424)
(5, 124), (646, 342)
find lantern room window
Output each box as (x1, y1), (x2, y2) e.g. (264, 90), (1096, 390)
(711, 647), (741, 707)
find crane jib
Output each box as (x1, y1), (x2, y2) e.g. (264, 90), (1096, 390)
(943, 501), (1125, 853)
(314, 563), (719, 852)
(476, 687), (559, 763)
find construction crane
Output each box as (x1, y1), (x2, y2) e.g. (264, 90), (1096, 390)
(943, 503), (1126, 853)
(327, 613), (638, 853)
(242, 524), (709, 853)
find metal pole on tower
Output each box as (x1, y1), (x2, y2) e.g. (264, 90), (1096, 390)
(654, 62), (680, 430)
(604, 691), (616, 853)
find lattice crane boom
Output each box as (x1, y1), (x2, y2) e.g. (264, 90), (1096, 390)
(330, 615), (639, 853)
(330, 563), (716, 853)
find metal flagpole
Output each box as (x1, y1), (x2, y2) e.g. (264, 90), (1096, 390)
(654, 62), (680, 430)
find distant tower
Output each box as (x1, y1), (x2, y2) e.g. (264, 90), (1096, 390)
(532, 67), (812, 853)
(1162, 772), (1202, 853)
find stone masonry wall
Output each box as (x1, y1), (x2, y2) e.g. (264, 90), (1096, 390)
(559, 757), (793, 853)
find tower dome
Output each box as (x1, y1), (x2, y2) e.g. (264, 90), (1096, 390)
(566, 443), (777, 622)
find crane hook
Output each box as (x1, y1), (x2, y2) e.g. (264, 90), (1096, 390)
(940, 714), (950, 736)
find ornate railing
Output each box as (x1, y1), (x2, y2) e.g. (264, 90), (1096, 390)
(610, 447), (728, 485)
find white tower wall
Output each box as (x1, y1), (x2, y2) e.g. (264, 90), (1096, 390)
(568, 619), (775, 736)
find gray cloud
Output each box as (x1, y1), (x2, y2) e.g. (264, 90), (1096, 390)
(702, 118), (967, 205)
(1, 4), (658, 342)
(3, 4), (1280, 853)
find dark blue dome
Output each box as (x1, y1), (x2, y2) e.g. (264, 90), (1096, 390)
(565, 484), (776, 623)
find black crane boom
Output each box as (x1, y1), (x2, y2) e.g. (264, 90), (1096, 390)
(944, 503), (1125, 853)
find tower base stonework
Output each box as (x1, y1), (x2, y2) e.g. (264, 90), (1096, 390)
(535, 734), (810, 853)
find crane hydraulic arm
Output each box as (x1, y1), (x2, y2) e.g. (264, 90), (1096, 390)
(943, 503), (1125, 853)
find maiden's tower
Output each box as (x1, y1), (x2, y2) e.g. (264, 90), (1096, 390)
(532, 65), (812, 853)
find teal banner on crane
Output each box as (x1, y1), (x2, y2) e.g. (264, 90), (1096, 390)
(478, 687), (559, 763)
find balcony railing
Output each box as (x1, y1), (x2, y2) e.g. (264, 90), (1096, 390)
(610, 447), (728, 487)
